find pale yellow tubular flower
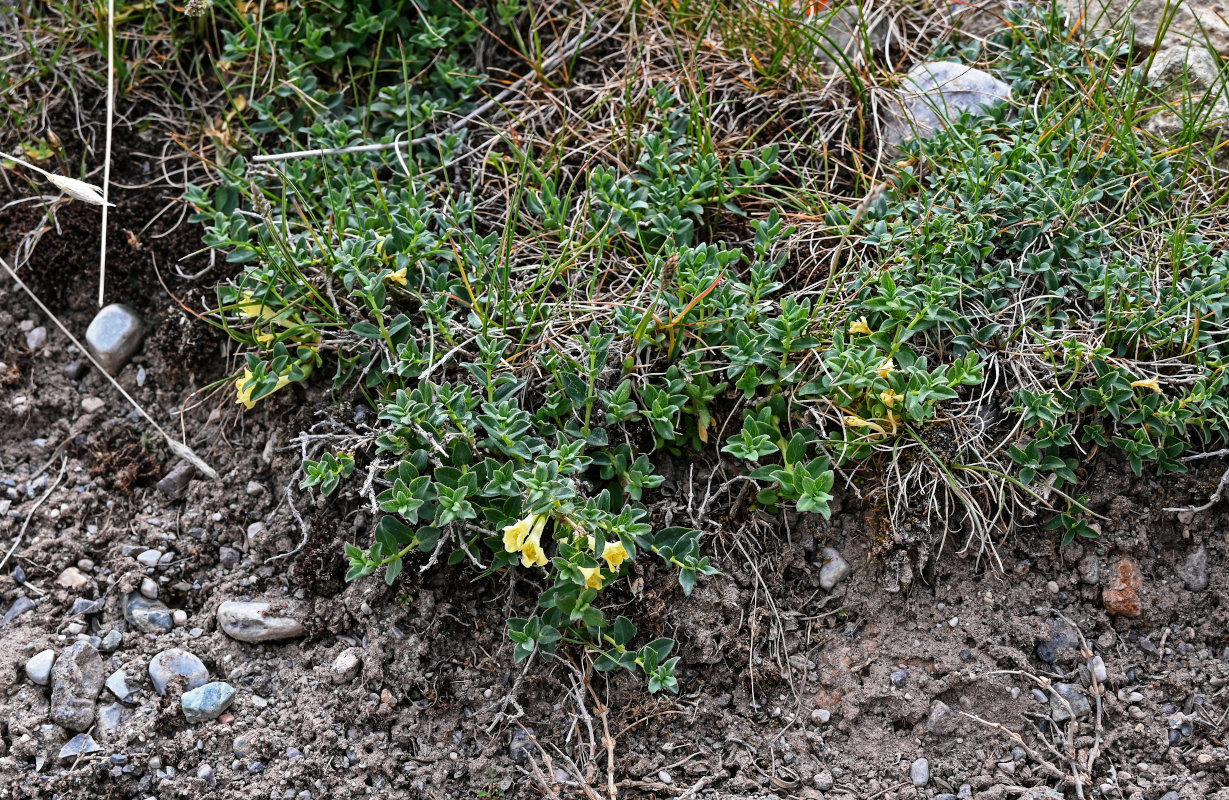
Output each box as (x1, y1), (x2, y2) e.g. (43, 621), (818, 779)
(519, 530), (549, 568)
(235, 368), (293, 409)
(844, 414), (886, 435)
(849, 316), (872, 335)
(502, 513), (535, 555)
(579, 566), (604, 590)
(235, 368), (257, 410)
(237, 292), (277, 321)
(876, 358), (895, 379)
(1130, 377), (1162, 393)
(255, 331), (276, 348)
(879, 389), (901, 408)
(387, 267), (408, 286)
(600, 539), (629, 571)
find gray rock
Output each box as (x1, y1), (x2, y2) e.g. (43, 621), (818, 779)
(100, 630), (123, 652)
(814, 770), (835, 790)
(85, 303), (146, 375)
(136, 549), (162, 568)
(232, 733), (258, 757)
(197, 763), (216, 786)
(1091, 655), (1108, 683)
(106, 670), (135, 703)
(818, 547), (851, 590)
(1036, 617), (1080, 664)
(149, 649), (209, 695)
(26, 649), (56, 685)
(331, 648), (362, 684)
(218, 547), (240, 570)
(181, 682), (236, 723)
(909, 757), (930, 786)
(49, 642), (104, 732)
(926, 699), (957, 736)
(1063, 0), (1229, 55)
(71, 597), (105, 615)
(124, 593), (173, 633)
(58, 733), (102, 761)
(887, 61), (1012, 145)
(157, 462), (196, 500)
(1050, 683), (1092, 721)
(96, 702), (126, 734)
(1160, 792), (1181, 800)
(936, 795), (958, 800)
(26, 326), (47, 351)
(1177, 545), (1209, 591)
(172, 609), (188, 627)
(1079, 553), (1100, 585)
(509, 728), (537, 763)
(3, 595), (35, 625)
(217, 600), (305, 642)
(140, 577), (159, 599)
(811, 707), (831, 725)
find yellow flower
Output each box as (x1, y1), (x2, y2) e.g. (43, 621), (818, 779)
(236, 292), (277, 322)
(844, 414), (886, 435)
(876, 358), (895, 379)
(519, 534), (549, 568)
(600, 538), (629, 570)
(504, 513), (550, 568)
(579, 566), (604, 590)
(1131, 377), (1162, 394)
(235, 367), (290, 409)
(255, 331), (276, 348)
(502, 514), (535, 554)
(880, 389), (902, 408)
(387, 267), (408, 286)
(849, 316), (872, 335)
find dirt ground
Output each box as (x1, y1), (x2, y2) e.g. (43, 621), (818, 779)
(3, 128), (1229, 800)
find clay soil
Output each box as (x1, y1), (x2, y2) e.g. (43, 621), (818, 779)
(2, 130), (1229, 800)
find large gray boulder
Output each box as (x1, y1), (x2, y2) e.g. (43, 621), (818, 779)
(885, 61), (1013, 145)
(1063, 0), (1229, 55)
(1143, 45), (1229, 163)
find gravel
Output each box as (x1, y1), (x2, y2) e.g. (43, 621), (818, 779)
(25, 649), (55, 685)
(818, 547), (851, 590)
(57, 733), (101, 761)
(149, 649), (209, 695)
(85, 303), (146, 374)
(181, 682), (236, 723)
(49, 642), (104, 732)
(217, 600), (306, 642)
(124, 593), (173, 633)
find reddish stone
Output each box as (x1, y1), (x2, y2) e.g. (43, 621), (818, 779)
(1102, 556), (1142, 618)
(218, 713), (235, 724)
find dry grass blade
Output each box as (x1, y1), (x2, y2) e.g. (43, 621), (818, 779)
(0, 151), (113, 206)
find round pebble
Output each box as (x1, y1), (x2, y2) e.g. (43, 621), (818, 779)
(149, 649), (208, 696)
(25, 649), (56, 685)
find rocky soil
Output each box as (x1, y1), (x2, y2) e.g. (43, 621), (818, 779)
(3, 83), (1229, 800)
